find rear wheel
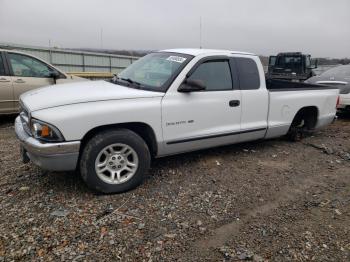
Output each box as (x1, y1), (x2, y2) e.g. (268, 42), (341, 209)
(287, 109), (317, 142)
(80, 129), (151, 193)
(287, 121), (306, 141)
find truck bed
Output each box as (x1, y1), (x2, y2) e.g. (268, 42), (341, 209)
(265, 79), (339, 139)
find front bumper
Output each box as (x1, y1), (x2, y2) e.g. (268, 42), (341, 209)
(15, 116), (80, 171)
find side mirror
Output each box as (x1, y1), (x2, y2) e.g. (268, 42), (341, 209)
(178, 79), (206, 93)
(309, 59), (318, 69)
(50, 71), (60, 84)
(269, 56), (277, 66)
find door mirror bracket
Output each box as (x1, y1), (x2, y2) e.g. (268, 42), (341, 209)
(50, 71), (60, 84)
(178, 79), (206, 92)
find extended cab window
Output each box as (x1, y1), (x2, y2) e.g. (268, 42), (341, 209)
(8, 53), (55, 78)
(235, 57), (260, 90)
(188, 60), (232, 91)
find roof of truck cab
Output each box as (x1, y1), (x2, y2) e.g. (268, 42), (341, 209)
(161, 48), (256, 56)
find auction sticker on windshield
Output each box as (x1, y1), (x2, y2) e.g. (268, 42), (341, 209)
(166, 56), (187, 63)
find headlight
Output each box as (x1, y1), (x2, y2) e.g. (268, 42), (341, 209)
(30, 119), (64, 142)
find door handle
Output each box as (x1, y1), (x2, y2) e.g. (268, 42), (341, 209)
(229, 100), (240, 107)
(0, 78), (10, 82)
(14, 79), (25, 83)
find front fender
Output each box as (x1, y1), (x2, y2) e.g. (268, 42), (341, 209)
(31, 98), (163, 143)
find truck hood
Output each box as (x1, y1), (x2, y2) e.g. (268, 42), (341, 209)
(20, 80), (164, 111)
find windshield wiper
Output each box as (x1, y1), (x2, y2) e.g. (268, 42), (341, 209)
(119, 77), (143, 88)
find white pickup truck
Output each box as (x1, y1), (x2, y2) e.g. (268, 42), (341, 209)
(15, 49), (338, 193)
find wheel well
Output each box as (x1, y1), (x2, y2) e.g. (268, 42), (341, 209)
(80, 123), (158, 157)
(291, 106), (318, 129)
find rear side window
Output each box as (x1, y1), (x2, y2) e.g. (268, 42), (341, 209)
(235, 58), (260, 90)
(188, 60), (232, 91)
(0, 55), (5, 75)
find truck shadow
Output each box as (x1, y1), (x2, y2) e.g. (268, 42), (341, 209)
(150, 138), (278, 173)
(39, 170), (92, 195)
(337, 111), (350, 121)
(37, 138), (280, 195)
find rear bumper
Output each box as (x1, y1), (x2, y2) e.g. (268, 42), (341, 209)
(15, 116), (80, 171)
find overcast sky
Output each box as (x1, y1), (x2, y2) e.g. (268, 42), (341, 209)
(0, 0), (349, 58)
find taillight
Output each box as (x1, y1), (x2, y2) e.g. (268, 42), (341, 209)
(336, 96), (340, 108)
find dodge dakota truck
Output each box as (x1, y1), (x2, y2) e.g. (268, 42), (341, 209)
(15, 49), (339, 193)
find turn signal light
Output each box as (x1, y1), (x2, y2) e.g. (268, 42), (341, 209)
(41, 125), (50, 137)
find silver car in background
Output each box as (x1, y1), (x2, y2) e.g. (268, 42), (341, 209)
(306, 65), (350, 112)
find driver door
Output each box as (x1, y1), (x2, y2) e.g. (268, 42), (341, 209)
(161, 57), (242, 156)
(6, 52), (55, 109)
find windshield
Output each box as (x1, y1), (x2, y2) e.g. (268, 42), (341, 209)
(115, 52), (193, 92)
(276, 56), (302, 68)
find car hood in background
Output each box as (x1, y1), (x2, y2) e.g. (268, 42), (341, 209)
(20, 80), (164, 111)
(306, 65), (350, 94)
(306, 75), (350, 94)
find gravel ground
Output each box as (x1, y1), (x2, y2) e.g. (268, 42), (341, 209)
(0, 115), (349, 261)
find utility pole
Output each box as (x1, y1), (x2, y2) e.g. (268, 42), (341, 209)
(48, 39), (52, 63)
(199, 16), (202, 49)
(100, 28), (103, 49)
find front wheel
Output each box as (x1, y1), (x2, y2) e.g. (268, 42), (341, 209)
(80, 129), (151, 194)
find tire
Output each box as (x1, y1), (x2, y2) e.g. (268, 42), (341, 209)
(286, 113), (315, 142)
(80, 128), (151, 194)
(286, 126), (304, 142)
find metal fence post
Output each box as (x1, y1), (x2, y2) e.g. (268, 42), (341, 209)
(82, 53), (85, 72)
